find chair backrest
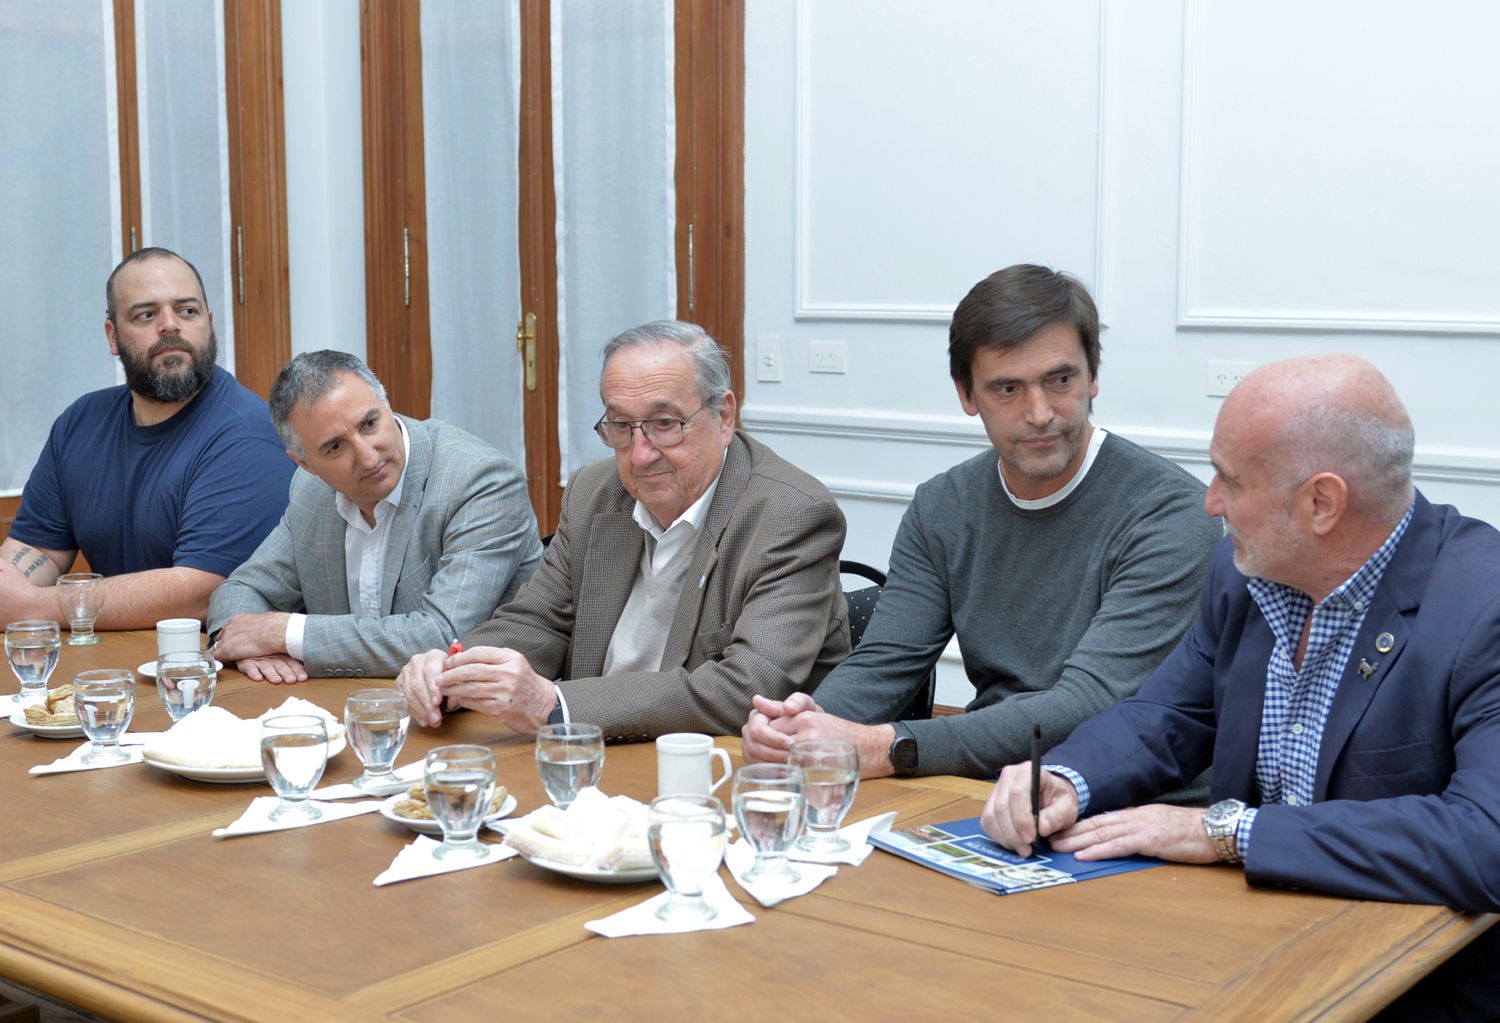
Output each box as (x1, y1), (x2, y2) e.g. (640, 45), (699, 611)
(837, 560), (934, 720)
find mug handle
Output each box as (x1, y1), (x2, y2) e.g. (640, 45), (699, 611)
(708, 748), (732, 793)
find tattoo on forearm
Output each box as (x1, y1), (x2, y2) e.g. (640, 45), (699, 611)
(8, 546), (50, 579)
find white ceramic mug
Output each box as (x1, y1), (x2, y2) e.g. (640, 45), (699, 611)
(156, 618), (202, 658)
(656, 732), (732, 797)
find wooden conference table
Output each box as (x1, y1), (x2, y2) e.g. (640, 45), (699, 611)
(0, 632), (1489, 1022)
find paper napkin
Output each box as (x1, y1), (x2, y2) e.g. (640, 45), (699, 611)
(373, 835), (520, 886)
(788, 811), (897, 866)
(213, 796), (385, 838)
(725, 839), (838, 907)
(584, 874), (754, 937)
(29, 734), (163, 775)
(311, 761), (424, 801)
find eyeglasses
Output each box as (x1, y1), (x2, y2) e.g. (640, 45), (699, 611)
(594, 403), (711, 449)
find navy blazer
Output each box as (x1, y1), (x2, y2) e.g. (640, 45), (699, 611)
(1049, 492), (1500, 912)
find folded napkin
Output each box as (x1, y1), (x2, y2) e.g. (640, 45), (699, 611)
(373, 835), (520, 886)
(213, 796), (385, 838)
(29, 733), (163, 775)
(725, 839), (838, 907)
(788, 811), (896, 866)
(311, 760), (424, 801)
(584, 874), (754, 937)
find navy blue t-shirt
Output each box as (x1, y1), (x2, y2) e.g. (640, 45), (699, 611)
(11, 366), (294, 578)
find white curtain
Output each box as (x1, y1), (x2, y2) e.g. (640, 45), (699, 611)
(136, 0), (235, 369)
(0, 0), (121, 494)
(552, 0), (677, 482)
(421, 0), (526, 467)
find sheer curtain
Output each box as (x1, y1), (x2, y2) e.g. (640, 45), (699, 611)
(136, 0), (235, 368)
(553, 0), (677, 481)
(421, 0), (526, 467)
(0, 0), (121, 493)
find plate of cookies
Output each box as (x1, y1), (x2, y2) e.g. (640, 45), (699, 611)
(9, 685), (84, 738)
(379, 784), (517, 835)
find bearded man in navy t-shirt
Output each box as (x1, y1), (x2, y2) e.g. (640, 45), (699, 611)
(0, 247), (293, 630)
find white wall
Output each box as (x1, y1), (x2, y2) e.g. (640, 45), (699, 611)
(743, 0), (1500, 705)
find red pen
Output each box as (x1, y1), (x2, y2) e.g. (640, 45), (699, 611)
(447, 639), (463, 657)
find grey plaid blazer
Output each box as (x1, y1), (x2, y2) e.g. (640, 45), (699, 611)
(464, 430), (850, 741)
(208, 416), (542, 677)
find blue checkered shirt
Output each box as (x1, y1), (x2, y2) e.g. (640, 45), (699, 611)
(1053, 503), (1413, 863)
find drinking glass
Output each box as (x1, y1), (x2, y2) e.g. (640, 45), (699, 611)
(155, 651), (217, 721)
(535, 723), (604, 808)
(5, 620), (62, 705)
(732, 763), (805, 885)
(56, 573), (106, 645)
(73, 669), (135, 766)
(259, 714), (329, 822)
(648, 794), (728, 922)
(344, 688), (410, 790)
(789, 739), (860, 854)
(424, 744), (497, 861)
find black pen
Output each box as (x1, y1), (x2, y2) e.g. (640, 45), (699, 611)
(1030, 723), (1043, 853)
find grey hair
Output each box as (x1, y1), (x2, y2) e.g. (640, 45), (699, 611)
(1273, 405), (1415, 523)
(269, 350), (389, 457)
(599, 320), (732, 407)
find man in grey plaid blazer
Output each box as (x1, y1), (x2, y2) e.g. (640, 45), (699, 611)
(396, 321), (849, 741)
(208, 352), (542, 680)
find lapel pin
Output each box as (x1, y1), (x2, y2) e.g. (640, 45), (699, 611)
(1375, 632), (1395, 653)
(1357, 658), (1379, 679)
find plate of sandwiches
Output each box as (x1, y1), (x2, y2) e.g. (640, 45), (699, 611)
(494, 788), (661, 883)
(8, 685), (84, 738)
(140, 698), (346, 783)
(379, 784), (517, 835)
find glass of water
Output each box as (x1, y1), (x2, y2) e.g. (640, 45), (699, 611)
(259, 714), (329, 822)
(789, 739), (860, 854)
(345, 688), (410, 789)
(155, 651), (217, 721)
(6, 620), (61, 705)
(648, 794), (728, 923)
(535, 723), (604, 808)
(424, 744), (497, 861)
(56, 573), (106, 645)
(732, 763), (805, 885)
(73, 668), (135, 766)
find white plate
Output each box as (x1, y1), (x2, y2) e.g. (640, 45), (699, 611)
(379, 792), (518, 835)
(142, 735), (346, 783)
(136, 659), (224, 678)
(515, 854), (660, 884)
(7, 706), (84, 738)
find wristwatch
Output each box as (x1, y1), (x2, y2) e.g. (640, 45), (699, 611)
(1203, 799), (1248, 863)
(888, 722), (919, 777)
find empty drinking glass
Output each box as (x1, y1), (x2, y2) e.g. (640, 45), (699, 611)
(345, 688), (410, 790)
(6, 620), (62, 705)
(155, 651), (217, 721)
(535, 723), (604, 808)
(56, 573), (105, 645)
(424, 744), (497, 861)
(73, 669), (135, 766)
(259, 714), (329, 822)
(648, 794), (728, 923)
(789, 739), (860, 854)
(732, 763), (805, 885)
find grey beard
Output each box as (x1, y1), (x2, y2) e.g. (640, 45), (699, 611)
(121, 330), (218, 404)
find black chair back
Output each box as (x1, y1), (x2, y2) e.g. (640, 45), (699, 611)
(838, 560), (935, 720)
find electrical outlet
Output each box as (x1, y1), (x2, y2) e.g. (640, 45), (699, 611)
(756, 336), (783, 382)
(1206, 360), (1254, 397)
(810, 340), (847, 374)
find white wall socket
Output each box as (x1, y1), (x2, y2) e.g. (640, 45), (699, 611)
(1206, 360), (1255, 397)
(810, 340), (847, 373)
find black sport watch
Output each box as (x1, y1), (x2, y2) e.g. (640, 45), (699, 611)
(888, 722), (919, 777)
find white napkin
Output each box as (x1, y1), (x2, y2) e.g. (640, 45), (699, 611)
(373, 835), (520, 886)
(788, 811), (896, 866)
(311, 761), (424, 800)
(29, 733), (163, 775)
(212, 797), (385, 838)
(584, 874), (754, 937)
(725, 839), (838, 907)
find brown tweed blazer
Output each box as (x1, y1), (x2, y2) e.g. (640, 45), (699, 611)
(463, 430), (850, 741)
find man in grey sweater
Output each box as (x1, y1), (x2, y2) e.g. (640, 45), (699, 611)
(742, 265), (1222, 783)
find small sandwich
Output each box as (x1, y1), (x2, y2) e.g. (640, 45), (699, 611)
(501, 788), (653, 870)
(24, 684), (78, 727)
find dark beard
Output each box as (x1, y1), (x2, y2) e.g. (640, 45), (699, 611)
(119, 330), (218, 404)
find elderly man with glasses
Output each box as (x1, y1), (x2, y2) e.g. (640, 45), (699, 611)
(395, 320), (850, 742)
